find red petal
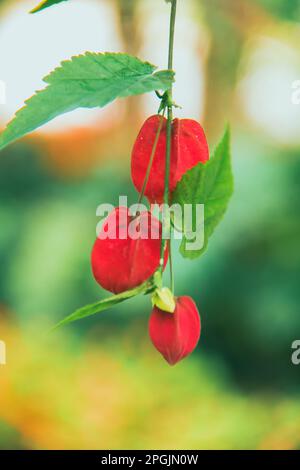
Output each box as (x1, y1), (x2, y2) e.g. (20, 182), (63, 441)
(172, 118), (209, 184)
(131, 115), (171, 204)
(149, 296), (201, 365)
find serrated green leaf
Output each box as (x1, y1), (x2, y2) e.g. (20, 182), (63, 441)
(0, 53), (174, 151)
(172, 126), (233, 259)
(53, 279), (154, 330)
(30, 0), (68, 14)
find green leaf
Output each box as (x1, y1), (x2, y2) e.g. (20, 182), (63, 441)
(172, 126), (233, 259)
(0, 53), (174, 151)
(52, 279), (154, 330)
(30, 0), (69, 13)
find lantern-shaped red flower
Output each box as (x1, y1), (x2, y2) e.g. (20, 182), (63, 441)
(91, 207), (168, 294)
(149, 296), (201, 365)
(131, 115), (209, 203)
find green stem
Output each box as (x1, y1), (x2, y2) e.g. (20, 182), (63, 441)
(159, 0), (177, 284)
(167, 0), (177, 74)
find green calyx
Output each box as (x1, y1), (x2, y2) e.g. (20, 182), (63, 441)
(157, 90), (180, 114)
(152, 287), (176, 313)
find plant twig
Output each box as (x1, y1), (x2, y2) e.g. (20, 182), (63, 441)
(159, 0), (177, 290)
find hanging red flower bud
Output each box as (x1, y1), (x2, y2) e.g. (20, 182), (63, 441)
(131, 115), (209, 203)
(149, 296), (201, 365)
(91, 207), (168, 294)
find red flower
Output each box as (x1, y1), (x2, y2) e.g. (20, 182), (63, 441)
(91, 207), (168, 294)
(131, 115), (209, 203)
(149, 296), (201, 365)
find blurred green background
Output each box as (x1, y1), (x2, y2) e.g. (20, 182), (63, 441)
(0, 0), (300, 450)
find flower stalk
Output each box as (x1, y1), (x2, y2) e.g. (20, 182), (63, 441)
(159, 0), (178, 289)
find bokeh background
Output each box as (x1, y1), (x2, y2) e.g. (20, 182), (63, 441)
(0, 0), (300, 450)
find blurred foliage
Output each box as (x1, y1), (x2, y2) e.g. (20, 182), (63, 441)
(257, 0), (300, 21)
(0, 318), (300, 450)
(0, 0), (300, 450)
